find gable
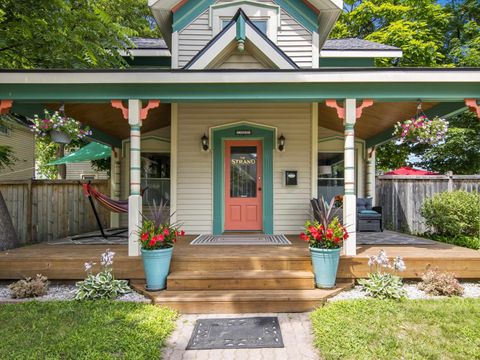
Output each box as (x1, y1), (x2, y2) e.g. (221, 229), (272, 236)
(184, 10), (298, 70)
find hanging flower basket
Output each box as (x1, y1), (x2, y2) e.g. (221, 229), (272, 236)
(31, 109), (91, 144)
(393, 102), (449, 145)
(49, 130), (72, 145)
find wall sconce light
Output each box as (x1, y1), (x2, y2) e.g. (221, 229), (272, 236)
(201, 133), (209, 151)
(278, 134), (286, 152)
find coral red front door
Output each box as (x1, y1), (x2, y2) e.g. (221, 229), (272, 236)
(224, 140), (263, 231)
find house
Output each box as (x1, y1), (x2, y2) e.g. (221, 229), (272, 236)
(1, 0), (479, 259)
(0, 114), (35, 181)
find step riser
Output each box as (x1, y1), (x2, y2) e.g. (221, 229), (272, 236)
(167, 278), (315, 291)
(152, 300), (326, 314)
(171, 260), (312, 272)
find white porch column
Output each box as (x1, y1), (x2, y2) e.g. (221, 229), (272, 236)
(311, 102), (319, 199)
(128, 99), (142, 256)
(170, 103), (178, 224)
(343, 99), (357, 255)
(110, 147), (121, 228)
(366, 147), (376, 204)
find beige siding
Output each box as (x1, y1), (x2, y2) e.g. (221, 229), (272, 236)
(0, 126), (34, 181)
(177, 2), (314, 69)
(178, 10), (212, 68)
(218, 49), (268, 69)
(65, 162), (109, 180)
(177, 103), (312, 235)
(278, 10), (313, 68)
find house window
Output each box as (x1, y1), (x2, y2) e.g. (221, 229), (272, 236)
(221, 19), (268, 34)
(318, 152), (345, 202)
(141, 153), (170, 206)
(0, 123), (9, 135)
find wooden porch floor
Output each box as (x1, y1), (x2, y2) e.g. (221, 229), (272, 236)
(0, 235), (479, 280)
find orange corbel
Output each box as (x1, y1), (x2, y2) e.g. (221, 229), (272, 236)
(140, 100), (160, 120)
(465, 99), (480, 119)
(0, 100), (13, 115)
(325, 99), (374, 120)
(111, 100), (129, 120)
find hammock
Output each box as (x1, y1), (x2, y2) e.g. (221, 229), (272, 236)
(74, 183), (146, 240)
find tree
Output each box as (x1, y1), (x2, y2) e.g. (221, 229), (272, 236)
(0, 0), (159, 69)
(331, 0), (451, 66)
(0, 144), (18, 250)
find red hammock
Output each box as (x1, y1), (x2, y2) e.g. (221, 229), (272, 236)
(82, 183), (128, 213)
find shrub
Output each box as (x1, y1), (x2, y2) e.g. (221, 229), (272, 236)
(75, 249), (131, 300)
(426, 234), (480, 250)
(418, 268), (464, 297)
(421, 191), (480, 237)
(358, 250), (407, 300)
(8, 274), (49, 299)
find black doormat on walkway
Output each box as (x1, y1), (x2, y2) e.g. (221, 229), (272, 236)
(186, 317), (284, 350)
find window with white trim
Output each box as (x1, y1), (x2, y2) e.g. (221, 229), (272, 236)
(221, 19), (268, 34)
(141, 153), (170, 206)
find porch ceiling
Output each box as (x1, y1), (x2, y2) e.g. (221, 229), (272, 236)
(46, 103), (171, 140)
(318, 101), (438, 140)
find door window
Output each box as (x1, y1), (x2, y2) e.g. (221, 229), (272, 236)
(230, 146), (257, 198)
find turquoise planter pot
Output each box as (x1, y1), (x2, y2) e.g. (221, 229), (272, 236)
(141, 247), (173, 291)
(309, 247), (341, 289)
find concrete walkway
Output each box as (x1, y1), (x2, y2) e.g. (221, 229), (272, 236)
(162, 312), (319, 360)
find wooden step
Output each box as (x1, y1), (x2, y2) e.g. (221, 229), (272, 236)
(131, 281), (353, 314)
(170, 256), (312, 272)
(167, 270), (315, 290)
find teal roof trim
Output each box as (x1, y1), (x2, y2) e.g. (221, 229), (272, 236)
(274, 0), (318, 33)
(172, 0), (318, 33)
(173, 0), (215, 33)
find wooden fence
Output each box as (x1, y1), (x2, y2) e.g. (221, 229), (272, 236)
(0, 180), (110, 244)
(376, 174), (480, 234)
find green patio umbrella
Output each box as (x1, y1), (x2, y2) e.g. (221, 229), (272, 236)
(47, 142), (111, 165)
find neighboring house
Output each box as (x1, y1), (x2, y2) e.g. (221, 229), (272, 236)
(1, 0), (479, 257)
(0, 114), (35, 181)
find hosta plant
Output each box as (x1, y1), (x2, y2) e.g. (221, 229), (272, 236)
(8, 274), (49, 299)
(418, 267), (464, 297)
(75, 249), (131, 300)
(394, 115), (448, 145)
(358, 250), (407, 300)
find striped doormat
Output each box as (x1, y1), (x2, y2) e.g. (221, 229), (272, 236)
(190, 234), (292, 246)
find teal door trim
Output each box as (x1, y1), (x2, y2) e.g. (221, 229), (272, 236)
(212, 123), (275, 235)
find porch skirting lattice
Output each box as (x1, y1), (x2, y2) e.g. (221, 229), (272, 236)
(190, 234), (292, 246)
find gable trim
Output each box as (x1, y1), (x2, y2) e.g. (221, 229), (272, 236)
(184, 9), (299, 70)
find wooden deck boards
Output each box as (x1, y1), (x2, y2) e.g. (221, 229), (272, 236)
(0, 235), (479, 280)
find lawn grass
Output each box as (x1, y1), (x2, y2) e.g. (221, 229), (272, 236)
(311, 298), (480, 360)
(0, 301), (177, 359)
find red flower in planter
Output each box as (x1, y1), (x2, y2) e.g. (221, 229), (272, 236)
(326, 228), (334, 239)
(300, 233), (309, 241)
(163, 228), (170, 236)
(141, 233), (149, 241)
(148, 239), (157, 247)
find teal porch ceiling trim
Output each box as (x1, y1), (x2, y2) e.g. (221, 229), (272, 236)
(212, 124), (274, 235)
(2, 83), (480, 102)
(365, 102), (468, 148)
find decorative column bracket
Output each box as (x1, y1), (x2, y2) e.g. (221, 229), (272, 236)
(111, 100), (160, 121)
(326, 99), (374, 120)
(465, 99), (480, 119)
(0, 100), (13, 115)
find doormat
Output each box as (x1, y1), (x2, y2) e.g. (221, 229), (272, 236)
(186, 317), (284, 350)
(190, 234), (291, 245)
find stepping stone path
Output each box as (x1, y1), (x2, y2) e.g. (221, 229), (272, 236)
(163, 313), (319, 360)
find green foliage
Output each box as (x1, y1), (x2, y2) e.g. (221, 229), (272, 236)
(358, 273), (407, 300)
(75, 250), (131, 300)
(0, 0), (158, 69)
(418, 268), (464, 297)
(375, 141), (412, 173)
(311, 298), (480, 359)
(0, 301), (177, 358)
(421, 190), (480, 236)
(91, 157), (111, 175)
(35, 141), (61, 179)
(8, 274), (49, 299)
(0, 145), (16, 170)
(332, 0), (450, 67)
(424, 233), (480, 250)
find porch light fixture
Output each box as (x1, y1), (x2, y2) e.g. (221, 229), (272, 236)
(201, 133), (209, 151)
(278, 134), (286, 151)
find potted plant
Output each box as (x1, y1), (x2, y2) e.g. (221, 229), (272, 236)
(301, 197), (349, 288)
(31, 109), (91, 144)
(139, 200), (184, 291)
(393, 115), (448, 145)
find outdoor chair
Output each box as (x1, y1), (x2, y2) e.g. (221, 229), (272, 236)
(357, 198), (383, 232)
